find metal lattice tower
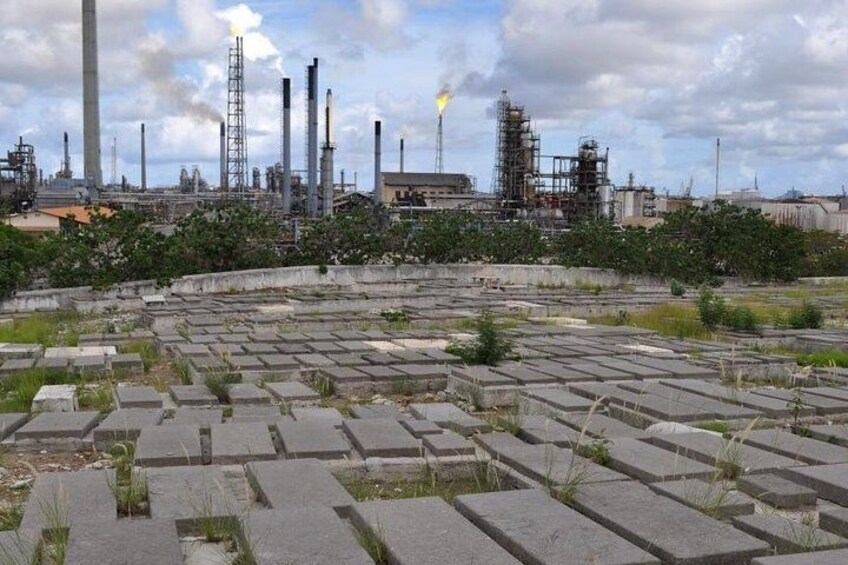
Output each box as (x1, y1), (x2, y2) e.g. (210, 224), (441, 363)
(492, 90), (540, 206)
(227, 37), (247, 193)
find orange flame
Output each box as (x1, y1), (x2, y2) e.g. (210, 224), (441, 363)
(436, 87), (452, 115)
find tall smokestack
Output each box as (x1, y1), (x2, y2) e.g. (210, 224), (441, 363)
(374, 121), (382, 207)
(715, 137), (721, 199)
(400, 138), (404, 173)
(140, 123), (147, 191)
(82, 0), (103, 187)
(307, 58), (319, 217)
(220, 121), (227, 191)
(63, 132), (71, 177)
(321, 88), (335, 217)
(282, 78), (292, 214)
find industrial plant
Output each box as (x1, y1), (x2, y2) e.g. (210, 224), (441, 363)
(2, 0), (848, 234)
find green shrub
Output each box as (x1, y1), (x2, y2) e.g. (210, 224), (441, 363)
(722, 305), (760, 333)
(670, 279), (686, 297)
(203, 371), (241, 402)
(786, 302), (824, 329)
(697, 287), (725, 328)
(446, 312), (513, 366)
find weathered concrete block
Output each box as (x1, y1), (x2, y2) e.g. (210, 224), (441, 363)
(400, 418), (443, 438)
(135, 425), (203, 467)
(147, 465), (240, 524)
(93, 408), (164, 449)
(21, 469), (117, 531)
(422, 432), (475, 456)
(648, 479), (756, 519)
(15, 411), (100, 442)
(291, 407), (344, 427)
(227, 383), (273, 405)
(732, 513), (848, 554)
(169, 385), (219, 407)
(115, 385), (162, 409)
(210, 423), (277, 464)
(275, 421), (351, 460)
(246, 459), (354, 514)
(265, 381), (320, 403)
(779, 463), (848, 506)
(168, 407), (223, 433)
(342, 419), (421, 458)
(65, 518), (183, 565)
(737, 473), (818, 509)
(32, 384), (77, 413)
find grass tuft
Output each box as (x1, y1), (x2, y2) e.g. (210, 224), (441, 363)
(120, 341), (160, 373)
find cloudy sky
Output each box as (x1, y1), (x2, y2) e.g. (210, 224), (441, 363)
(2, 0), (847, 197)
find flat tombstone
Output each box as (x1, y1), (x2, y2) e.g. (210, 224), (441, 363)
(275, 421), (351, 460)
(342, 419), (421, 458)
(779, 463), (848, 506)
(572, 481), (770, 564)
(258, 354), (299, 371)
(293, 353), (336, 368)
(93, 408), (164, 448)
(210, 423), (277, 464)
(227, 383), (273, 405)
(648, 479), (756, 519)
(244, 508), (373, 565)
(741, 429), (848, 465)
(246, 459), (355, 514)
(147, 465), (239, 523)
(606, 437), (716, 483)
(169, 385), (219, 407)
(135, 425), (203, 467)
(820, 506), (848, 538)
(168, 408), (223, 433)
(523, 388), (597, 412)
(15, 411), (100, 442)
(732, 513), (848, 554)
(109, 353), (144, 374)
(0, 358), (36, 374)
(401, 419), (443, 438)
(423, 432), (475, 456)
(751, 549), (848, 565)
(291, 407), (344, 428)
(230, 405), (286, 426)
(351, 497), (521, 565)
(32, 384), (77, 413)
(115, 385), (163, 409)
(556, 411), (648, 440)
(64, 519), (183, 565)
(21, 470), (117, 531)
(265, 381), (320, 403)
(518, 416), (583, 448)
(0, 530), (37, 565)
(350, 404), (405, 420)
(358, 365), (403, 381)
(737, 473), (817, 509)
(455, 489), (659, 565)
(408, 403), (491, 436)
(649, 432), (803, 474)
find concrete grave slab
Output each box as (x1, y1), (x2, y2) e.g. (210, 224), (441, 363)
(21, 469), (116, 531)
(64, 518), (183, 565)
(752, 388), (848, 416)
(32, 384), (77, 413)
(490, 363), (557, 385)
(649, 479), (756, 519)
(115, 385), (163, 409)
(0, 358), (35, 375)
(0, 530), (37, 565)
(422, 431), (475, 456)
(741, 429), (848, 465)
(243, 508), (373, 565)
(93, 408), (164, 448)
(819, 506), (848, 538)
(210, 423), (277, 464)
(351, 497), (522, 565)
(227, 383), (273, 405)
(517, 416), (583, 447)
(169, 385), (219, 406)
(15, 411), (100, 442)
(147, 465), (240, 522)
(606, 437), (716, 483)
(0, 413), (28, 440)
(258, 354), (300, 371)
(275, 421), (351, 460)
(649, 432), (804, 474)
(732, 513), (848, 554)
(779, 463), (848, 506)
(291, 407), (344, 427)
(343, 418), (421, 458)
(455, 489), (659, 565)
(523, 387), (598, 413)
(400, 418), (443, 438)
(168, 407), (223, 433)
(556, 411), (648, 440)
(44, 346), (116, 358)
(135, 424), (203, 466)
(751, 549), (848, 565)
(350, 404), (405, 420)
(572, 481), (770, 564)
(246, 459), (355, 514)
(409, 403), (491, 436)
(265, 381), (320, 403)
(230, 405), (286, 425)
(737, 473), (817, 509)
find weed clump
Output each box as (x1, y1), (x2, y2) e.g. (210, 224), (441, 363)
(203, 371), (241, 402)
(446, 311), (513, 366)
(670, 279), (686, 297)
(785, 301), (824, 329)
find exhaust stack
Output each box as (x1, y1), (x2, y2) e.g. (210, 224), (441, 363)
(400, 138), (404, 173)
(82, 0), (103, 187)
(282, 78), (292, 213)
(220, 121), (227, 191)
(374, 120), (382, 207)
(307, 58), (319, 217)
(320, 88), (335, 217)
(140, 123), (147, 191)
(62, 132), (71, 178)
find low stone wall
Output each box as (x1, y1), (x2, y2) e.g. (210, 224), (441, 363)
(1, 264), (665, 314)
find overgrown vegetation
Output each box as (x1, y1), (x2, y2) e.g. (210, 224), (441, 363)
(0, 368), (78, 413)
(109, 442), (148, 517)
(203, 371), (241, 402)
(120, 341), (160, 372)
(795, 350), (848, 368)
(697, 287), (760, 333)
(593, 303), (712, 340)
(446, 312), (514, 366)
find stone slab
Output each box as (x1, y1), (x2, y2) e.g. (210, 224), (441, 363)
(246, 459), (355, 513)
(258, 354), (300, 371)
(265, 381), (320, 403)
(291, 407), (344, 427)
(556, 411), (648, 439)
(64, 518), (183, 565)
(779, 463), (848, 505)
(210, 423), (277, 464)
(606, 437), (716, 483)
(400, 418), (443, 438)
(572, 481), (770, 564)
(408, 403), (491, 435)
(243, 508), (373, 565)
(451, 366), (515, 386)
(660, 379), (813, 419)
(227, 383), (273, 405)
(115, 385), (163, 409)
(490, 363), (558, 385)
(650, 432), (804, 474)
(455, 489), (659, 565)
(275, 421), (351, 460)
(649, 479), (756, 519)
(737, 473), (817, 508)
(0, 413), (27, 440)
(351, 497), (522, 565)
(32, 384), (77, 413)
(752, 388), (848, 416)
(135, 424), (203, 466)
(350, 404), (405, 420)
(93, 408), (164, 447)
(168, 407), (223, 432)
(0, 358), (35, 374)
(343, 418), (421, 458)
(169, 385), (219, 407)
(486, 441), (627, 486)
(517, 416), (584, 447)
(230, 405), (286, 425)
(0, 530), (37, 565)
(751, 549), (848, 565)
(15, 411), (100, 442)
(742, 429), (848, 465)
(147, 465), (239, 522)
(819, 506), (848, 538)
(806, 424), (848, 447)
(732, 513), (848, 554)
(21, 469), (116, 531)
(422, 431), (475, 456)
(523, 387), (598, 412)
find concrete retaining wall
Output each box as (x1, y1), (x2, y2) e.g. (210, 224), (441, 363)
(2, 264), (665, 314)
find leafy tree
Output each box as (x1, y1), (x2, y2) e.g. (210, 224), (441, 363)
(0, 224), (34, 299)
(483, 221), (547, 264)
(294, 206), (387, 266)
(409, 213), (486, 264)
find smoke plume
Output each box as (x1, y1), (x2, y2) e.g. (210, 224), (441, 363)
(137, 40), (223, 123)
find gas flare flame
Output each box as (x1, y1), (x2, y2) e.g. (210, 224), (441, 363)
(436, 86), (452, 115)
(230, 23), (242, 38)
